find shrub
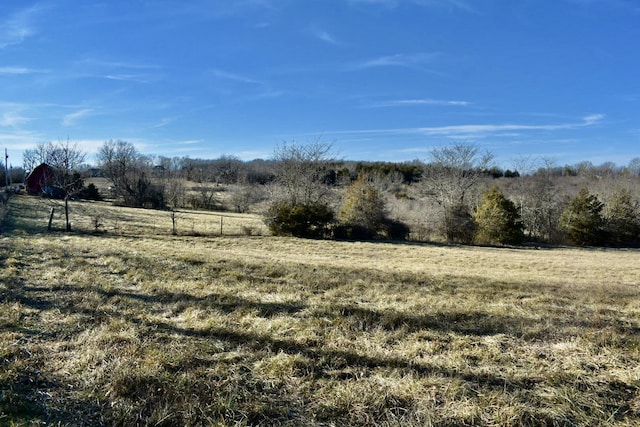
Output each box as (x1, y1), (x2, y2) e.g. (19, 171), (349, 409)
(264, 201), (334, 238)
(559, 188), (605, 246)
(474, 186), (524, 245)
(333, 224), (376, 240)
(603, 188), (640, 246)
(339, 176), (386, 231)
(78, 183), (103, 201)
(383, 219), (411, 240)
(442, 203), (476, 244)
(336, 175), (410, 241)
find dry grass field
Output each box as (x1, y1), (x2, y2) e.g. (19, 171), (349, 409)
(1, 195), (639, 426)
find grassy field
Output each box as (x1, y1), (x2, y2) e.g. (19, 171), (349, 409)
(1, 195), (639, 426)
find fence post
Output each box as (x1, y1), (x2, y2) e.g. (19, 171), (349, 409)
(48, 207), (55, 231)
(220, 215), (223, 236)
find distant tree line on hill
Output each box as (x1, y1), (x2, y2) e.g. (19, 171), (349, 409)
(13, 139), (640, 246)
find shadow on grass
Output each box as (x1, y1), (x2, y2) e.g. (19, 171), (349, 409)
(0, 283), (570, 387)
(3, 257), (640, 425)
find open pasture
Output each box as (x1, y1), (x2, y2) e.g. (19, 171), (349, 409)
(1, 195), (639, 425)
(5, 195), (266, 237)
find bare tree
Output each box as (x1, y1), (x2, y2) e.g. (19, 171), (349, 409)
(26, 141), (86, 231)
(156, 156), (186, 234)
(510, 157), (565, 242)
(424, 144), (493, 207)
(191, 185), (220, 210)
(422, 143), (493, 241)
(229, 184), (265, 213)
(23, 144), (49, 174)
(212, 155), (242, 185)
(264, 141), (337, 238)
(271, 140), (336, 206)
(628, 158), (640, 177)
(97, 140), (162, 208)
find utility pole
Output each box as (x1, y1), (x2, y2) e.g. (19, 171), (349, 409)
(4, 148), (8, 189)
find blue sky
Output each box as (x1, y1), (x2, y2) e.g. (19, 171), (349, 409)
(1, 0), (639, 169)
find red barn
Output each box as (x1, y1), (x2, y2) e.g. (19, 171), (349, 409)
(25, 163), (56, 195)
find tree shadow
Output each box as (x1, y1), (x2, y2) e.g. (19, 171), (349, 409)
(4, 269), (640, 425)
(318, 304), (526, 336)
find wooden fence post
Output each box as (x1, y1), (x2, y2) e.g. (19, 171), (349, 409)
(48, 207), (55, 231)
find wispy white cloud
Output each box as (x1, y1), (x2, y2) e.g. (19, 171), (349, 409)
(348, 0), (475, 12)
(301, 114), (606, 140)
(72, 58), (163, 83)
(0, 102), (32, 128)
(417, 114), (605, 137)
(76, 58), (161, 71)
(210, 68), (263, 85)
(438, 0), (476, 13)
(0, 111), (30, 127)
(0, 66), (47, 75)
(583, 113), (605, 125)
(151, 117), (177, 129)
(0, 4), (49, 49)
(247, 89), (286, 101)
(104, 74), (157, 83)
(310, 27), (341, 45)
(351, 52), (441, 70)
(122, 0), (279, 30)
(0, 130), (45, 150)
(70, 139), (112, 156)
(367, 98), (471, 107)
(62, 109), (94, 127)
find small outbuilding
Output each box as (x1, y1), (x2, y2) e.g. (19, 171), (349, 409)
(25, 163), (57, 196)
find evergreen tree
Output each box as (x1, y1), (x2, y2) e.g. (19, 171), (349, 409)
(443, 203), (476, 244)
(559, 188), (605, 246)
(335, 175), (409, 240)
(604, 188), (640, 246)
(474, 186), (524, 245)
(338, 175), (386, 237)
(265, 201), (334, 238)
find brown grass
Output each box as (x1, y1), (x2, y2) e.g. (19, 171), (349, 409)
(6, 194), (266, 237)
(1, 194), (639, 426)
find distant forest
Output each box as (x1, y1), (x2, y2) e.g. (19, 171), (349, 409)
(7, 140), (640, 247)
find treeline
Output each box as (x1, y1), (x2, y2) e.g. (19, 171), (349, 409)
(15, 140), (640, 247)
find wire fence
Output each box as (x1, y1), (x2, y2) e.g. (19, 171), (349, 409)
(13, 196), (268, 237)
(168, 211), (267, 237)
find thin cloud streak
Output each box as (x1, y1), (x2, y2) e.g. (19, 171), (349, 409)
(439, 0), (476, 13)
(313, 29), (340, 45)
(210, 69), (263, 85)
(104, 74), (157, 83)
(76, 58), (162, 71)
(352, 52), (441, 69)
(0, 111), (30, 127)
(151, 117), (177, 129)
(70, 58), (163, 83)
(348, 0), (475, 12)
(0, 66), (47, 75)
(0, 4), (46, 48)
(367, 98), (471, 107)
(62, 109), (94, 127)
(0, 130), (46, 150)
(302, 114), (606, 139)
